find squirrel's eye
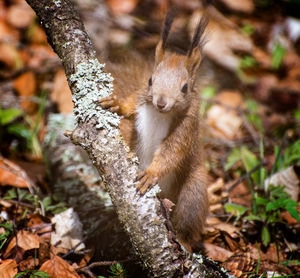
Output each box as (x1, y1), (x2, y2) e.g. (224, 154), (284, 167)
(148, 77), (152, 87)
(181, 83), (188, 93)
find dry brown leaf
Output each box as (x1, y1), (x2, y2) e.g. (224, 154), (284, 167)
(27, 214), (53, 240)
(0, 259), (18, 278)
(281, 208), (300, 224)
(0, 157), (34, 188)
(207, 91), (243, 140)
(208, 178), (224, 205)
(249, 243), (286, 263)
(264, 165), (300, 201)
(217, 0), (254, 13)
(107, 0), (139, 15)
(40, 255), (80, 278)
(51, 69), (73, 113)
(13, 71), (36, 113)
(222, 253), (256, 278)
(14, 71), (36, 97)
(189, 7), (253, 71)
(214, 222), (239, 238)
(19, 257), (38, 271)
(203, 242), (233, 262)
(0, 19), (19, 42)
(28, 25), (47, 44)
(6, 2), (35, 29)
(4, 230), (42, 258)
(0, 42), (21, 69)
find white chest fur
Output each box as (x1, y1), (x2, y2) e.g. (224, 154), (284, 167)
(136, 104), (172, 170)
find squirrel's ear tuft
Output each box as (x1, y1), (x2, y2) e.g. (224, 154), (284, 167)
(154, 10), (175, 67)
(185, 15), (208, 79)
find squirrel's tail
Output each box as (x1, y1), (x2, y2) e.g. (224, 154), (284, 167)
(172, 166), (208, 252)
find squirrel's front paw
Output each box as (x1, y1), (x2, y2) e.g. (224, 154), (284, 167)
(98, 95), (120, 113)
(136, 170), (158, 195)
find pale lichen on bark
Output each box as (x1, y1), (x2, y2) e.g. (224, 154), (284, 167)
(70, 59), (119, 136)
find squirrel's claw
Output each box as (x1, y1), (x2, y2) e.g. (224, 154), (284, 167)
(136, 170), (158, 195)
(98, 95), (120, 114)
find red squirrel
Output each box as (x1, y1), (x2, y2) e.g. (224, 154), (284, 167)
(100, 12), (208, 251)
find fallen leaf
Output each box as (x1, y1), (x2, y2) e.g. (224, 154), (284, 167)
(40, 255), (80, 278)
(51, 69), (73, 114)
(4, 230), (42, 258)
(214, 222), (239, 238)
(207, 91), (243, 140)
(19, 256), (38, 271)
(0, 19), (19, 42)
(203, 242), (233, 262)
(249, 243), (286, 263)
(107, 0), (139, 15)
(208, 178), (224, 205)
(222, 253), (255, 278)
(264, 165), (300, 201)
(217, 0), (254, 13)
(13, 71), (37, 113)
(27, 214), (53, 240)
(189, 7), (253, 71)
(0, 157), (34, 188)
(0, 42), (22, 70)
(51, 208), (85, 251)
(6, 2), (35, 29)
(28, 25), (48, 44)
(0, 259), (18, 278)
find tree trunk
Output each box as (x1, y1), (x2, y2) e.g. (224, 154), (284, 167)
(26, 0), (231, 277)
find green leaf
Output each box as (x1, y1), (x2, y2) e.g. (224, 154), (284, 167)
(225, 148), (241, 171)
(271, 42), (286, 70)
(224, 203), (248, 216)
(7, 123), (32, 141)
(240, 55), (257, 69)
(14, 273), (25, 278)
(241, 146), (258, 172)
(285, 206), (300, 221)
(261, 226), (271, 246)
(0, 108), (22, 125)
(241, 24), (254, 36)
(255, 197), (268, 206)
(33, 271), (50, 278)
(245, 214), (262, 221)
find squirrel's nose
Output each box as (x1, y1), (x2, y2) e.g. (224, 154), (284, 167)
(156, 97), (167, 110)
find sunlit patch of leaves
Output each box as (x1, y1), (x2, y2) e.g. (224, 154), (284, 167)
(4, 188), (67, 215)
(0, 221), (14, 251)
(225, 139), (300, 246)
(14, 270), (50, 278)
(0, 95), (45, 158)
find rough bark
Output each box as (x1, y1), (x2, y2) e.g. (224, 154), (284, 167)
(26, 0), (232, 277)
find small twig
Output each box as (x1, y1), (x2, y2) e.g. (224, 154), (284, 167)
(226, 160), (267, 193)
(78, 268), (97, 278)
(78, 259), (134, 278)
(241, 113), (260, 145)
(0, 199), (34, 209)
(62, 237), (87, 258)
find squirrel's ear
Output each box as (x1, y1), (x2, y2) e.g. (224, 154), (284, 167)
(154, 40), (164, 67)
(185, 48), (202, 78)
(186, 15), (208, 78)
(154, 10), (175, 67)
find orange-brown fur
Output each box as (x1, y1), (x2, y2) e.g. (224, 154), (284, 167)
(100, 14), (208, 251)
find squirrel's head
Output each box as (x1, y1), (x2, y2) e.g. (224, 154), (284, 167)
(147, 12), (208, 113)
